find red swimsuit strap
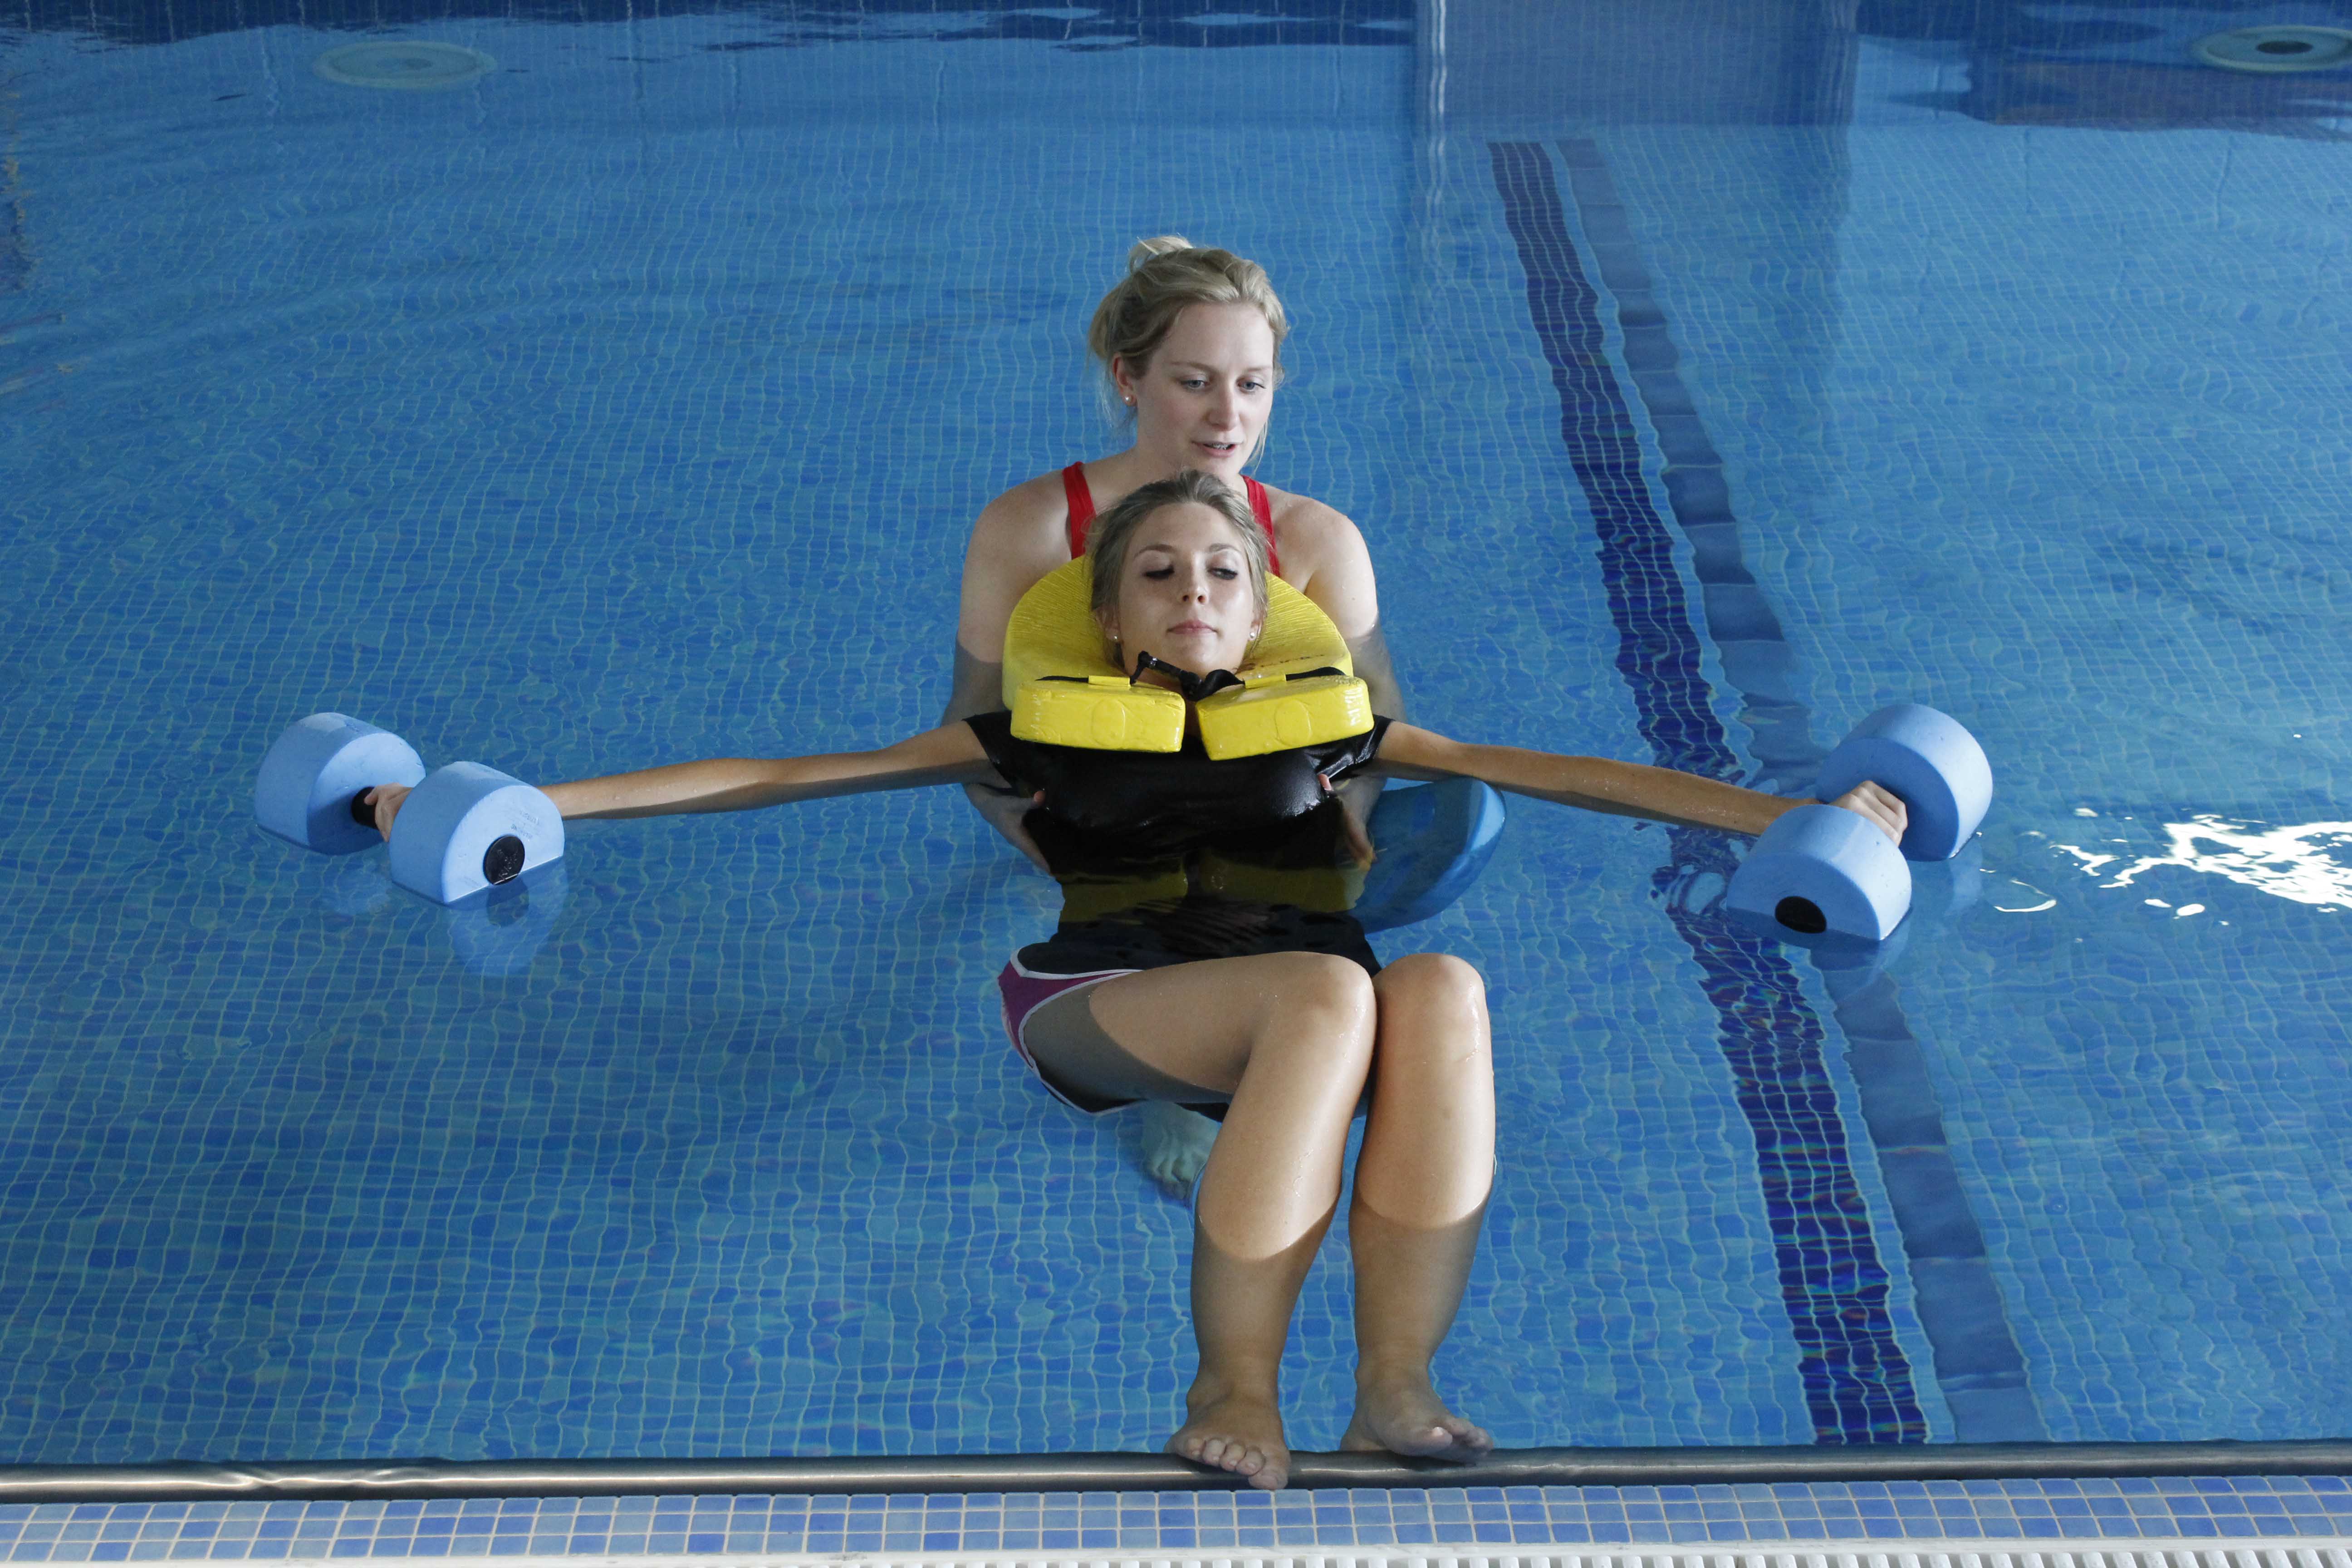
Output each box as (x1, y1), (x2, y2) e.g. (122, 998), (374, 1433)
(1244, 477), (1282, 578)
(1062, 462), (1095, 558)
(1063, 462), (1282, 578)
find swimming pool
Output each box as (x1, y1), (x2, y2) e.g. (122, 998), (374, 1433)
(1, 0), (2348, 1469)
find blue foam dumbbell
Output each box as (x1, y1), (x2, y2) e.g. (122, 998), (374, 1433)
(1725, 704), (1991, 942)
(255, 714), (564, 906)
(385, 760), (564, 905)
(1810, 703), (1993, 862)
(255, 713), (427, 855)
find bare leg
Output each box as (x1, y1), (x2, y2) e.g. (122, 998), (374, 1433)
(1341, 952), (1497, 1463)
(1025, 952), (1378, 1490)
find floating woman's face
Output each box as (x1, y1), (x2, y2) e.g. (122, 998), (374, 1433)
(1115, 303), (1277, 481)
(1099, 502), (1264, 679)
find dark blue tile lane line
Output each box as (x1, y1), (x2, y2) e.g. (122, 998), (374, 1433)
(1548, 141), (1825, 797)
(1545, 138), (2045, 1445)
(1487, 139), (1926, 1445)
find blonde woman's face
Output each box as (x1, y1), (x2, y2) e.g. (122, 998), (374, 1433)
(1099, 502), (1263, 679)
(1115, 302), (1277, 481)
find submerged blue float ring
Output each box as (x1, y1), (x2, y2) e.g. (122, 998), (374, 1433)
(1354, 778), (1507, 934)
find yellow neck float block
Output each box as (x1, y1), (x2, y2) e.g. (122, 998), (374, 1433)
(1003, 559), (1373, 760)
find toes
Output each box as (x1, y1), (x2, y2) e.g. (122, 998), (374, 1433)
(1398, 1426), (1454, 1456)
(1172, 1431), (1287, 1486)
(1453, 1422), (1495, 1455)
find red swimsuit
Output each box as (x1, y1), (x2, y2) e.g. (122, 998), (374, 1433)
(1061, 461), (1282, 578)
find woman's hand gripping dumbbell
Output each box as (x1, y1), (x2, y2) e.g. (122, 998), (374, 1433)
(1725, 704), (1992, 942)
(254, 713), (564, 905)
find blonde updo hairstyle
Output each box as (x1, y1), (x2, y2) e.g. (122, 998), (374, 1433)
(1087, 236), (1290, 426)
(1086, 470), (1270, 656)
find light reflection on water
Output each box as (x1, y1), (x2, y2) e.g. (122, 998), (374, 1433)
(2043, 814), (2352, 912)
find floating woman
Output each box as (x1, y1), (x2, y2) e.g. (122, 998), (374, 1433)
(362, 472), (1905, 1490)
(947, 236), (1436, 1191)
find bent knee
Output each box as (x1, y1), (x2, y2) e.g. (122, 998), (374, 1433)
(1289, 950), (1373, 1025)
(1376, 952), (1488, 1016)
(1374, 954), (1492, 1077)
(1269, 951), (1378, 1007)
(1263, 952), (1378, 1044)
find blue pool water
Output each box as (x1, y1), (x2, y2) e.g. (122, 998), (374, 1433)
(3, 0), (2350, 1465)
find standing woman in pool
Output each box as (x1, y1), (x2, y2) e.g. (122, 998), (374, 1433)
(946, 236), (1403, 858)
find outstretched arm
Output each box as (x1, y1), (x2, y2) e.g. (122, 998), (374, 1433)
(366, 723), (1000, 836)
(1369, 723), (1906, 841)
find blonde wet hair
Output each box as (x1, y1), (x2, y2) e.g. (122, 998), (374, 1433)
(1086, 470), (1271, 637)
(1086, 236), (1290, 415)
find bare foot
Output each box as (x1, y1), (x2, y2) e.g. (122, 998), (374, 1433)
(1341, 1375), (1493, 1463)
(1140, 1101), (1219, 1197)
(1167, 1385), (1291, 1490)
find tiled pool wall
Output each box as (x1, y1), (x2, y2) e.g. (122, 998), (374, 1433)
(8, 1477), (2352, 1560)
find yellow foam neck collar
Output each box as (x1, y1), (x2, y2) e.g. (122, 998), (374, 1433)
(1001, 559), (1372, 758)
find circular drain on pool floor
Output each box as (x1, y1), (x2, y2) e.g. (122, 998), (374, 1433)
(312, 40), (496, 90)
(2191, 25), (2352, 72)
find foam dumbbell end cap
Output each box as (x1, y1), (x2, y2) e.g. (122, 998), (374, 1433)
(255, 713), (427, 855)
(1813, 703), (1991, 862)
(1725, 803), (1911, 942)
(387, 761), (564, 906)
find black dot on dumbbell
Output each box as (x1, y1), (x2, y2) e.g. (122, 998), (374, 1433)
(349, 791), (378, 827)
(482, 834), (527, 886)
(1775, 897), (1828, 935)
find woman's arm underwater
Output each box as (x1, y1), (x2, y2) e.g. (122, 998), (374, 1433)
(364, 723), (1001, 837)
(943, 644), (1052, 872)
(943, 478), (1085, 870)
(1367, 723), (1907, 842)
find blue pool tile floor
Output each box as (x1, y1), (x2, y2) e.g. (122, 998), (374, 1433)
(11, 0), (2352, 1488)
(4, 1477), (2351, 1560)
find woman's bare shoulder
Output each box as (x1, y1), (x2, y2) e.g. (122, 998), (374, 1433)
(972, 469), (1076, 549)
(1256, 484), (1373, 588)
(959, 469), (1083, 649)
(1258, 483), (1364, 547)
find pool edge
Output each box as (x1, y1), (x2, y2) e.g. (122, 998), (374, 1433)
(5, 1442), (2351, 1502)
